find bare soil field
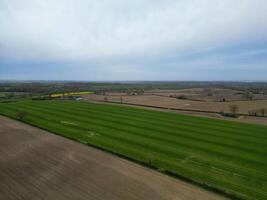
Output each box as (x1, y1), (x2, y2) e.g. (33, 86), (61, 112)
(0, 116), (226, 200)
(102, 88), (267, 101)
(84, 94), (267, 114)
(83, 93), (267, 125)
(146, 88), (267, 101)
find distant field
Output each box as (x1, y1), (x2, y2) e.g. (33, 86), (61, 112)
(0, 100), (266, 200)
(51, 91), (94, 97)
(84, 93), (267, 114)
(145, 88), (267, 101)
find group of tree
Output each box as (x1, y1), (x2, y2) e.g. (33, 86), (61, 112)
(4, 93), (15, 99)
(0, 92), (31, 100)
(229, 105), (239, 117)
(226, 105), (266, 117)
(242, 92), (254, 101)
(95, 91), (106, 95)
(126, 89), (144, 95)
(176, 95), (187, 100)
(219, 97), (226, 102)
(248, 108), (266, 117)
(220, 105), (239, 118)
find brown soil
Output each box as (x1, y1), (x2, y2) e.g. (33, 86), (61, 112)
(146, 88), (267, 101)
(83, 93), (267, 126)
(0, 116), (227, 200)
(84, 94), (267, 114)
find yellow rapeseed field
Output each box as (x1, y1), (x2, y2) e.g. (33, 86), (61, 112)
(51, 91), (94, 97)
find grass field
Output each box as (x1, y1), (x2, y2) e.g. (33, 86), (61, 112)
(0, 100), (266, 200)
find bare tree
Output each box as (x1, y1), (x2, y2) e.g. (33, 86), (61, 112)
(177, 95), (187, 100)
(16, 111), (28, 121)
(104, 96), (108, 102)
(248, 110), (257, 116)
(259, 108), (267, 117)
(229, 105), (239, 116)
(243, 92), (254, 101)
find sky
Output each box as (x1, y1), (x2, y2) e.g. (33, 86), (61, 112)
(1, 0), (267, 81)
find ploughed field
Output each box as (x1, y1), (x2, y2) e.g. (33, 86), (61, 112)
(0, 116), (225, 200)
(0, 100), (266, 200)
(84, 93), (267, 115)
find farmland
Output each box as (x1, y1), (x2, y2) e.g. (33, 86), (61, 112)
(84, 88), (267, 115)
(0, 116), (226, 200)
(84, 88), (267, 125)
(51, 91), (94, 98)
(0, 100), (267, 200)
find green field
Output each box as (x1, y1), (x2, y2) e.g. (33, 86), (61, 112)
(0, 100), (266, 200)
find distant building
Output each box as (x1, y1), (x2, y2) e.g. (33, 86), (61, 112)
(75, 97), (83, 101)
(60, 95), (83, 100)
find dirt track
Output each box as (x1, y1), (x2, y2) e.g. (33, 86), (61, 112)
(0, 116), (226, 200)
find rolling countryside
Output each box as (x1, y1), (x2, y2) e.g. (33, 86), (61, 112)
(0, 100), (266, 200)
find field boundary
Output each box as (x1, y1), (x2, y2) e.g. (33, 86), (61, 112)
(151, 94), (206, 102)
(96, 100), (267, 118)
(0, 112), (247, 200)
(152, 93), (267, 102)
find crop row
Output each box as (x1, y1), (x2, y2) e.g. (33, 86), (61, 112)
(0, 100), (266, 200)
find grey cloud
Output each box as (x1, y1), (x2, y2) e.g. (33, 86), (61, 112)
(1, 0), (267, 62)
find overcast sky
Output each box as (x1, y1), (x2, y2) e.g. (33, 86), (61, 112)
(1, 0), (267, 81)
